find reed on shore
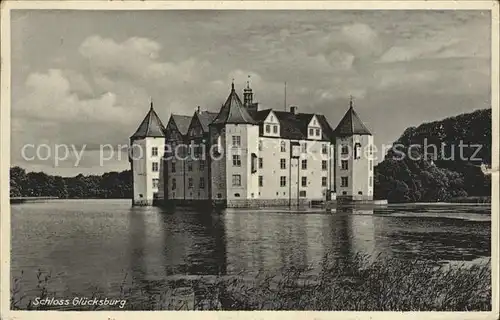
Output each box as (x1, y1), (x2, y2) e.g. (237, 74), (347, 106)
(11, 254), (491, 311)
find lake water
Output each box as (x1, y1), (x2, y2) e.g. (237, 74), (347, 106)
(11, 200), (491, 302)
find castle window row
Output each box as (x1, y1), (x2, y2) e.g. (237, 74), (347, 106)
(171, 177), (206, 190)
(265, 124), (279, 134)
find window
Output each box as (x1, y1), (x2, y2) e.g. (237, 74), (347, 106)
(273, 125), (278, 134)
(369, 145), (373, 155)
(358, 191), (363, 195)
(354, 143), (361, 159)
(232, 174), (241, 186)
(341, 177), (349, 187)
(280, 159), (286, 169)
(152, 147), (158, 157)
(309, 128), (314, 136)
(258, 176), (263, 187)
(171, 162), (176, 173)
(270, 115), (274, 121)
(265, 125), (270, 133)
(199, 177), (205, 189)
(152, 178), (159, 189)
(322, 144), (327, 154)
(299, 190), (307, 197)
(251, 153), (257, 173)
(342, 191), (347, 195)
(259, 140), (263, 151)
(302, 142), (307, 153)
(199, 160), (205, 171)
(280, 176), (286, 187)
(316, 128), (320, 136)
(369, 176), (373, 187)
(232, 155), (241, 167)
(152, 162), (159, 172)
(301, 159), (307, 170)
(194, 145), (203, 157)
(341, 145), (349, 155)
(322, 177), (327, 187)
(341, 160), (349, 170)
(322, 160), (327, 171)
(369, 160), (373, 171)
(234, 193), (241, 197)
(187, 162), (193, 172)
(313, 119), (317, 125)
(172, 178), (176, 190)
(259, 157), (263, 169)
(301, 176), (307, 187)
(188, 178), (193, 188)
(232, 135), (241, 147)
(280, 141), (286, 152)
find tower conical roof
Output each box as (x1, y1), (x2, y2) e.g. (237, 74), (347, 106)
(130, 102), (165, 139)
(211, 83), (257, 125)
(334, 105), (371, 137)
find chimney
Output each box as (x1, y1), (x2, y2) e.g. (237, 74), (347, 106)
(290, 105), (298, 115)
(197, 106), (201, 114)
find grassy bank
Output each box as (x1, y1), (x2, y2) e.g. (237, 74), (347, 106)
(12, 254), (491, 311)
(449, 196), (491, 204)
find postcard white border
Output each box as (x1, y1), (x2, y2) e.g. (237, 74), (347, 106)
(1, 1), (498, 320)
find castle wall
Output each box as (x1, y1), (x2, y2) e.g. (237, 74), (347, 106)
(131, 137), (165, 205)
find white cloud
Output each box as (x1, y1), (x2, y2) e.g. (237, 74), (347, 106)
(340, 23), (382, 57)
(16, 69), (135, 124)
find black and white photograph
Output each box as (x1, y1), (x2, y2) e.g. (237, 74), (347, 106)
(1, 0), (498, 316)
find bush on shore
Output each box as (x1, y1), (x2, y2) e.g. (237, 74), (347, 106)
(11, 254), (491, 311)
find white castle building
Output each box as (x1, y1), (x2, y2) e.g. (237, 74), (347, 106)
(129, 81), (374, 208)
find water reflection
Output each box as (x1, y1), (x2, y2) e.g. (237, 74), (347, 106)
(10, 200), (492, 302)
(128, 209), (148, 287)
(158, 209), (227, 276)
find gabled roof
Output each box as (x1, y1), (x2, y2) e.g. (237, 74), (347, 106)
(211, 83), (257, 125)
(131, 103), (165, 139)
(254, 109), (272, 122)
(197, 111), (218, 132)
(257, 110), (335, 141)
(273, 111), (305, 140)
(334, 106), (372, 137)
(316, 115), (336, 140)
(171, 114), (192, 136)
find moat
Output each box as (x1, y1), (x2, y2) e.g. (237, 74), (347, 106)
(11, 199), (491, 302)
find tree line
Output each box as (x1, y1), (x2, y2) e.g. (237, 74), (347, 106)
(374, 108), (492, 203)
(10, 167), (132, 199)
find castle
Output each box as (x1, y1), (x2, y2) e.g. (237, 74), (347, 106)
(129, 81), (374, 208)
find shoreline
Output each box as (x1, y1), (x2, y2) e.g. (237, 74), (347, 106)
(10, 198), (491, 206)
(11, 254), (491, 311)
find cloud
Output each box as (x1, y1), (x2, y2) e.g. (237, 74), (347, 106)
(10, 10), (491, 176)
(16, 69), (135, 124)
(379, 39), (460, 63)
(340, 23), (382, 57)
(79, 36), (168, 80)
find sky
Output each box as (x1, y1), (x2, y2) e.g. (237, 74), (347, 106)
(10, 9), (491, 176)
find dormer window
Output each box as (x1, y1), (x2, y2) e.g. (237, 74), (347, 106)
(309, 128), (314, 136)
(316, 128), (320, 136)
(265, 125), (271, 133)
(273, 125), (278, 134)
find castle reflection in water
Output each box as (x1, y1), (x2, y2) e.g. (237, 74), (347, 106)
(126, 208), (395, 281)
